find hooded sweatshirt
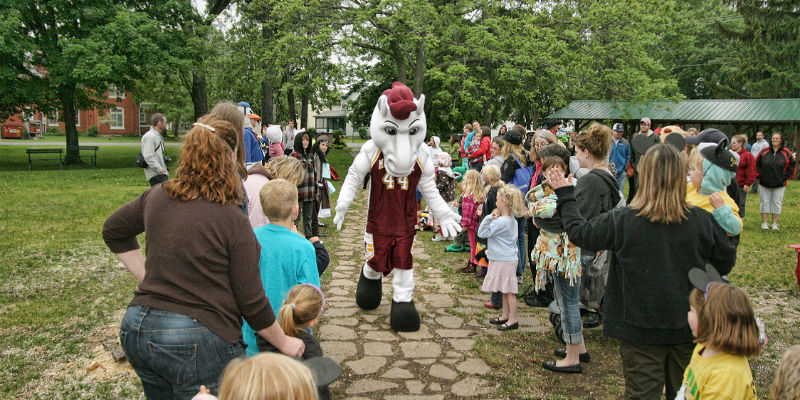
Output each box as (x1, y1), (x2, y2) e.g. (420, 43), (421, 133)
(292, 131), (317, 201)
(686, 159), (741, 235)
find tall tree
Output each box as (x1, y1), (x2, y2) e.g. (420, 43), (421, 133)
(1, 0), (160, 164)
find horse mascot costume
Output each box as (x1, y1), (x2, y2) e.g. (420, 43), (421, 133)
(334, 82), (461, 332)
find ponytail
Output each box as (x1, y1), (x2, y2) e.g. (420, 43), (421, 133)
(277, 284), (325, 337)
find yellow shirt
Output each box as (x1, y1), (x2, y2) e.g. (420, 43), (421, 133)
(685, 182), (742, 236)
(680, 344), (757, 400)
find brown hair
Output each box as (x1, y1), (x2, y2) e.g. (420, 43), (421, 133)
(260, 179), (298, 221)
(265, 157), (306, 186)
(217, 352), (317, 400)
(278, 284), (324, 337)
(209, 102), (247, 178)
(540, 155), (567, 173)
(575, 122), (612, 160)
(629, 144), (690, 224)
(162, 116), (243, 205)
(690, 285), (760, 357)
(771, 345), (800, 400)
(732, 134), (747, 145)
(480, 125), (491, 138)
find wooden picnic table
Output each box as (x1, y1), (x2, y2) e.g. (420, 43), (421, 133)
(25, 148), (63, 171)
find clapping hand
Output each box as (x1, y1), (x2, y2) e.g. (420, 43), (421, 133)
(545, 168), (573, 189)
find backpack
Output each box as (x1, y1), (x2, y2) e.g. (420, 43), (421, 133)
(508, 154), (534, 194)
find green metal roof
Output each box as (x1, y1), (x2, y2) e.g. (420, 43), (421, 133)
(547, 99), (800, 123)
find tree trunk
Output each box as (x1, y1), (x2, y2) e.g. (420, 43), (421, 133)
(61, 84), (81, 165)
(191, 72), (208, 121)
(391, 39), (407, 84)
(261, 81), (274, 124)
(287, 87), (296, 126)
(412, 45), (425, 97)
(300, 93), (309, 129)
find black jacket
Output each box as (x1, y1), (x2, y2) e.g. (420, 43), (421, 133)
(756, 147), (797, 188)
(555, 186), (736, 346)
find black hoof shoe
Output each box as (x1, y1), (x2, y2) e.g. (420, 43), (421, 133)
(355, 271), (382, 310)
(390, 300), (420, 332)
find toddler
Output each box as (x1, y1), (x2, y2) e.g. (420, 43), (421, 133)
(265, 125), (285, 159)
(458, 169), (485, 274)
(686, 144), (742, 236)
(770, 345), (800, 400)
(479, 184), (526, 331)
(677, 265), (761, 400)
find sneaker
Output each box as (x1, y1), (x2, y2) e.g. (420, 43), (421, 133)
(431, 234), (447, 242)
(761, 222), (769, 230)
(772, 223), (779, 231)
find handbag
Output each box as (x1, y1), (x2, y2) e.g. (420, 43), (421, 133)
(508, 154), (534, 194)
(321, 162), (331, 179)
(136, 153), (148, 168)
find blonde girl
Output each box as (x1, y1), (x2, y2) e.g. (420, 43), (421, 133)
(771, 345), (800, 400)
(479, 184), (526, 331)
(216, 352), (317, 400)
(459, 169), (486, 274)
(677, 282), (760, 400)
(472, 164), (502, 278)
(257, 283), (325, 358)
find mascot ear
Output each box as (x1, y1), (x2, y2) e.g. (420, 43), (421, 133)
(416, 94), (425, 115)
(377, 95), (390, 118)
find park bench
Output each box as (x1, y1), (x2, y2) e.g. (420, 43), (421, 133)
(79, 145), (99, 167)
(25, 148), (63, 171)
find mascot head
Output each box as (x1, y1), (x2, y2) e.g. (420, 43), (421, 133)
(370, 82), (426, 177)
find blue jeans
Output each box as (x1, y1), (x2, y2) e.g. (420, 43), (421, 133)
(615, 171), (626, 194)
(553, 273), (584, 345)
(516, 217), (527, 277)
(120, 306), (245, 399)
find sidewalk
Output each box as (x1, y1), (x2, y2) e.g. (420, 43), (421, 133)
(319, 190), (547, 399)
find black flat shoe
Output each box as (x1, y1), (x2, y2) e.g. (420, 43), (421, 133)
(489, 318), (508, 325)
(553, 348), (591, 362)
(497, 321), (518, 331)
(583, 312), (602, 329)
(542, 360), (582, 373)
(318, 222), (327, 227)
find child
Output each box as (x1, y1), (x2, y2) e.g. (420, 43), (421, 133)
(265, 125), (285, 159)
(257, 283), (335, 400)
(529, 156), (581, 293)
(242, 179), (320, 357)
(677, 266), (761, 400)
(458, 169), (485, 274)
(193, 351), (338, 400)
(292, 130), (318, 238)
(432, 152), (456, 242)
(770, 345), (800, 400)
(479, 183), (526, 331)
(686, 144), (742, 237)
(476, 164), (503, 278)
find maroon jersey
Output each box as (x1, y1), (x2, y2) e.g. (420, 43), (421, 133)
(366, 150), (423, 235)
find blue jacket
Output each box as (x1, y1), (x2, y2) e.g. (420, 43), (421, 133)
(244, 127), (264, 164)
(609, 137), (630, 175)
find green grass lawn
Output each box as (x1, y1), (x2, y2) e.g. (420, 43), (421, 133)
(0, 142), (797, 398)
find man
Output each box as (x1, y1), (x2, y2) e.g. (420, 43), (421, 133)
(609, 123), (631, 192)
(243, 113), (264, 168)
(283, 120), (297, 156)
(628, 118), (659, 201)
(141, 113), (168, 186)
(750, 131), (769, 193)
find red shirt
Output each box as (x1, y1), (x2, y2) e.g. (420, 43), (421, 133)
(735, 148), (756, 187)
(366, 150), (422, 235)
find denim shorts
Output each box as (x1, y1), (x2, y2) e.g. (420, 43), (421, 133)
(119, 305), (245, 399)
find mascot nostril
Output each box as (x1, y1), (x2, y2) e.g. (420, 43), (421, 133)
(332, 82), (462, 332)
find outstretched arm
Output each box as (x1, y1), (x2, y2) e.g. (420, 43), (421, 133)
(333, 141), (376, 230)
(418, 147), (462, 237)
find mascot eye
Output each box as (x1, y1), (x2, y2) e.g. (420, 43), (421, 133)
(409, 127), (420, 135)
(385, 127), (397, 135)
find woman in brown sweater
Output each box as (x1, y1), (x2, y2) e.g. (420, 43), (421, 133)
(103, 115), (303, 399)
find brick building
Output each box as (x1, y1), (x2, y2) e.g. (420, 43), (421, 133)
(2, 86), (150, 138)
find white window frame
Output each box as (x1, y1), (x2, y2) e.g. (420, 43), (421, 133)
(110, 107), (124, 129)
(108, 85), (125, 99)
(48, 111), (59, 126)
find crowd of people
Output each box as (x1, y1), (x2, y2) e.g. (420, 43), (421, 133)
(111, 107), (797, 399)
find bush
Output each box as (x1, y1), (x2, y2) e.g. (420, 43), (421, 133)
(358, 127), (368, 139)
(307, 128), (317, 137)
(46, 127), (64, 136)
(332, 129), (344, 145)
(87, 125), (98, 137)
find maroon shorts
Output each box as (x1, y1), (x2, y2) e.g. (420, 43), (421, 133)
(365, 232), (416, 275)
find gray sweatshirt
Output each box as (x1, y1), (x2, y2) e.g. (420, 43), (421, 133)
(141, 127), (168, 181)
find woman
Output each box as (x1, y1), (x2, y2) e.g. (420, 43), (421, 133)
(543, 123), (621, 372)
(498, 124), (508, 137)
(485, 136), (504, 169)
(546, 144), (736, 397)
(314, 134), (332, 231)
(467, 125), (491, 171)
(103, 115), (304, 399)
(755, 131), (796, 231)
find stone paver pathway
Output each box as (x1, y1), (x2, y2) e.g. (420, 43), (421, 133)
(319, 190), (548, 399)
